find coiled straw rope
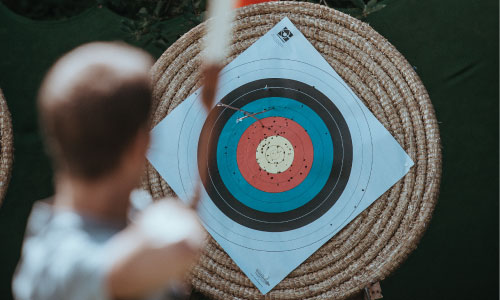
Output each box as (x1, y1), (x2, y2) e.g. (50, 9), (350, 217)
(0, 88), (13, 207)
(144, 2), (441, 299)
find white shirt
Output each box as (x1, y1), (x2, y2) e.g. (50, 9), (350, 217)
(12, 200), (120, 300)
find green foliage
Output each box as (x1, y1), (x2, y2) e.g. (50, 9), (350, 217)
(349, 0), (386, 18)
(115, 0), (205, 49)
(1, 0), (386, 50)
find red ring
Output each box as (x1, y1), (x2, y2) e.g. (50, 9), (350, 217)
(236, 117), (313, 193)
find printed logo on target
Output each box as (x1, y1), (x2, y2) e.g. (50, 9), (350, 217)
(272, 26), (294, 48)
(255, 269), (270, 286)
(277, 27), (294, 42)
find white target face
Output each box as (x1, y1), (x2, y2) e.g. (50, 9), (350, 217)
(147, 17), (413, 294)
(256, 135), (294, 174)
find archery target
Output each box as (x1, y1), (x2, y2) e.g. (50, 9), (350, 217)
(146, 18), (417, 295)
(199, 78), (353, 232)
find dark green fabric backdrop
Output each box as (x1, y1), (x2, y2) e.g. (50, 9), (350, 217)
(0, 0), (497, 299)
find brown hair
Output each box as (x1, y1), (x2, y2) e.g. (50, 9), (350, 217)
(38, 42), (153, 180)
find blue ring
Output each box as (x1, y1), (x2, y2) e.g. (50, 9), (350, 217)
(217, 97), (333, 213)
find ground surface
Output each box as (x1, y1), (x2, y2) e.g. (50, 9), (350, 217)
(0, 0), (498, 299)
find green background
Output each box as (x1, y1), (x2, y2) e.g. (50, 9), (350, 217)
(0, 0), (498, 299)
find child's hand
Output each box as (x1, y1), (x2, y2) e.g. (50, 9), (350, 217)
(107, 200), (206, 299)
(136, 199), (206, 250)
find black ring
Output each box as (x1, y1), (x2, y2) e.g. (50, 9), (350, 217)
(198, 78), (352, 232)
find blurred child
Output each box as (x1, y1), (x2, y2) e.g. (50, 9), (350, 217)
(13, 42), (205, 300)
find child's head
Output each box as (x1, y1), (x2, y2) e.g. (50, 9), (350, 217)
(38, 42), (154, 186)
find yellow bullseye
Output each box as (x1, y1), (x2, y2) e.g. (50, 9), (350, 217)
(256, 135), (294, 174)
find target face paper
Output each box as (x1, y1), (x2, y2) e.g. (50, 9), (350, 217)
(148, 18), (414, 294)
